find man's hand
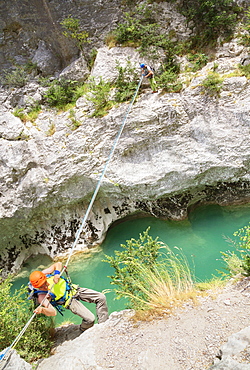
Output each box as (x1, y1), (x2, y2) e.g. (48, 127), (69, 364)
(53, 274), (60, 284)
(34, 306), (44, 314)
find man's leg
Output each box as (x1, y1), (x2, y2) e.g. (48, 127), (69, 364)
(75, 287), (109, 324)
(67, 297), (95, 330)
(149, 77), (157, 92)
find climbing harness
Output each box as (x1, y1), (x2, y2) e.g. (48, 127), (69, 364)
(0, 75), (143, 365)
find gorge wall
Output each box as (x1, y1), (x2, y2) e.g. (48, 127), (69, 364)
(0, 1), (250, 276)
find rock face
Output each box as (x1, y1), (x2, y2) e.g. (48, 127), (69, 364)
(0, 0), (122, 76)
(0, 39), (250, 275)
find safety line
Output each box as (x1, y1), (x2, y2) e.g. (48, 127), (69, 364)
(0, 75), (143, 365)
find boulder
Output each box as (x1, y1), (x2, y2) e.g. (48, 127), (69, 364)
(59, 56), (90, 82)
(209, 326), (250, 370)
(32, 40), (61, 77)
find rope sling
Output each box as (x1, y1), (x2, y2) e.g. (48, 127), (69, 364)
(0, 75), (143, 367)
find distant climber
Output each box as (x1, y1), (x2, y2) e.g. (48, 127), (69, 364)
(29, 261), (109, 332)
(140, 63), (158, 93)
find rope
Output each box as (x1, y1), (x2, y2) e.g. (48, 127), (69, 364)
(0, 75), (143, 364)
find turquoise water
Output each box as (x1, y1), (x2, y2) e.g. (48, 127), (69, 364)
(12, 203), (250, 326)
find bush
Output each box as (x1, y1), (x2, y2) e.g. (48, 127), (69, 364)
(0, 275), (54, 362)
(60, 16), (89, 51)
(187, 53), (208, 72)
(114, 61), (140, 103)
(0, 62), (38, 88)
(239, 8), (250, 46)
(43, 79), (81, 109)
(110, 3), (178, 66)
(222, 223), (250, 277)
(103, 228), (195, 312)
(156, 68), (183, 93)
(201, 72), (223, 96)
(178, 0), (241, 47)
(86, 77), (113, 117)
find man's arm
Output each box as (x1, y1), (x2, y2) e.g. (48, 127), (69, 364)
(42, 262), (62, 284)
(34, 294), (57, 317)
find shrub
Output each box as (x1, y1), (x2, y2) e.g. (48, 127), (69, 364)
(238, 7), (250, 46)
(60, 16), (89, 51)
(222, 223), (250, 277)
(43, 79), (80, 109)
(1, 66), (28, 88)
(0, 275), (54, 362)
(103, 228), (195, 312)
(201, 72), (223, 96)
(68, 109), (81, 130)
(238, 63), (250, 78)
(0, 62), (38, 88)
(114, 61), (140, 103)
(156, 68), (183, 93)
(178, 0), (241, 47)
(187, 53), (208, 72)
(86, 77), (113, 117)
(110, 3), (178, 66)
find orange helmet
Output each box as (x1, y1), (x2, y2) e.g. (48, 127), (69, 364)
(29, 271), (47, 288)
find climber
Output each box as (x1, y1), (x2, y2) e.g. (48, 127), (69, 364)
(140, 63), (158, 93)
(29, 261), (109, 331)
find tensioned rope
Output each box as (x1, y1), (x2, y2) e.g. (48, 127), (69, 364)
(0, 75), (143, 367)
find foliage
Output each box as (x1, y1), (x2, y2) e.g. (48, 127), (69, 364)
(238, 63), (250, 78)
(60, 16), (89, 51)
(43, 79), (82, 109)
(239, 7), (250, 46)
(221, 223), (250, 277)
(46, 122), (56, 136)
(0, 62), (38, 88)
(13, 102), (41, 123)
(103, 228), (195, 312)
(86, 77), (113, 117)
(178, 0), (241, 47)
(68, 109), (81, 130)
(1, 66), (27, 88)
(109, 2), (178, 66)
(0, 275), (53, 362)
(201, 72), (223, 96)
(187, 53), (208, 72)
(156, 68), (183, 93)
(114, 61), (140, 103)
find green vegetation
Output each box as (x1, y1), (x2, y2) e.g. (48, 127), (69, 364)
(186, 53), (208, 72)
(238, 7), (250, 46)
(43, 79), (84, 109)
(68, 109), (81, 130)
(107, 2), (179, 71)
(178, 0), (241, 48)
(156, 68), (183, 93)
(86, 77), (113, 117)
(13, 102), (41, 123)
(60, 16), (90, 51)
(104, 228), (198, 314)
(114, 61), (140, 103)
(0, 62), (38, 88)
(222, 223), (250, 277)
(238, 63), (250, 78)
(86, 61), (141, 116)
(0, 275), (53, 362)
(201, 72), (223, 96)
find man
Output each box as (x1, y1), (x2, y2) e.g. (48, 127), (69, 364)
(140, 63), (158, 93)
(29, 261), (109, 331)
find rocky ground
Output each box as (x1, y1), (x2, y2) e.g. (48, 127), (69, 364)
(40, 278), (250, 370)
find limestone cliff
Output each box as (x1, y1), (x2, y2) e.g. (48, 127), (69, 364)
(0, 2), (249, 276)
